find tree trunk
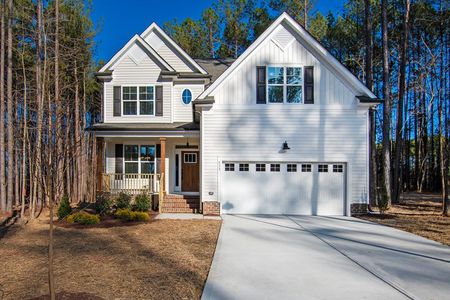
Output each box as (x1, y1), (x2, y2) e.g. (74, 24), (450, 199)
(32, 0), (43, 219)
(55, 0), (64, 201)
(74, 61), (81, 203)
(0, 0), (6, 213)
(393, 0), (410, 204)
(381, 0), (392, 206)
(6, 0), (13, 213)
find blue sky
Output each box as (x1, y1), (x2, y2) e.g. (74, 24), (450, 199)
(90, 0), (344, 62)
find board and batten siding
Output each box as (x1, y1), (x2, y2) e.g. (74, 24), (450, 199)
(173, 85), (204, 122)
(104, 54), (172, 123)
(210, 23), (356, 106)
(201, 106), (369, 211)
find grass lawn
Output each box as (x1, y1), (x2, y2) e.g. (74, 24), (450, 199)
(0, 214), (221, 299)
(359, 192), (450, 246)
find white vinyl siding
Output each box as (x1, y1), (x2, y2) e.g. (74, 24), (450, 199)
(201, 106), (369, 212)
(104, 54), (172, 123)
(143, 31), (194, 73)
(210, 23), (356, 106)
(173, 84), (204, 122)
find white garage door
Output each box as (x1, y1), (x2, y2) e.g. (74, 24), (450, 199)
(220, 162), (346, 215)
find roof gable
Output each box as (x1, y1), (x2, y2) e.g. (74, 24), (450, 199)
(198, 12), (377, 100)
(99, 35), (174, 73)
(141, 23), (208, 75)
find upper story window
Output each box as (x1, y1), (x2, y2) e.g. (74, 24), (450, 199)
(267, 67), (303, 104)
(182, 89), (192, 105)
(122, 86), (154, 116)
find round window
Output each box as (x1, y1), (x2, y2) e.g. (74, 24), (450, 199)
(182, 89), (192, 105)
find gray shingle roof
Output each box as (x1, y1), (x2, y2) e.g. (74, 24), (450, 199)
(194, 58), (236, 86)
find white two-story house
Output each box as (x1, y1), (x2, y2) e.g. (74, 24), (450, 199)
(92, 13), (380, 216)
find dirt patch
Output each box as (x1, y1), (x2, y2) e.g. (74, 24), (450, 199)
(30, 291), (105, 300)
(0, 213), (222, 300)
(359, 192), (450, 246)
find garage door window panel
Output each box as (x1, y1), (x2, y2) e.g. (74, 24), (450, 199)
(333, 165), (343, 173)
(239, 164), (249, 172)
(318, 164), (328, 172)
(270, 164), (280, 172)
(256, 164), (266, 172)
(287, 164), (297, 172)
(301, 164), (312, 172)
(225, 163), (235, 171)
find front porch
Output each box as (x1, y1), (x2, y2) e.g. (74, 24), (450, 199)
(94, 129), (201, 213)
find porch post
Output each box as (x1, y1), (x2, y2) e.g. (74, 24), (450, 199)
(96, 137), (105, 192)
(160, 137), (166, 194)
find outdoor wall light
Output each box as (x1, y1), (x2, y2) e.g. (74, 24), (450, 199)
(282, 141), (290, 151)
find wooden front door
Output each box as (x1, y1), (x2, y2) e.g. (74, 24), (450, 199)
(181, 151), (199, 192)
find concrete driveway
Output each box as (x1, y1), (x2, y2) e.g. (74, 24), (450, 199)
(202, 215), (450, 300)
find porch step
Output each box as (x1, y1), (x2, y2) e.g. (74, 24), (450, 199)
(161, 194), (200, 213)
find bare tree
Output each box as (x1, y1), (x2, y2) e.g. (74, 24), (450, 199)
(381, 0), (392, 206)
(0, 0), (6, 213)
(6, 0), (13, 213)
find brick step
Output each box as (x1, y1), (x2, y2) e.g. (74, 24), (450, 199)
(163, 199), (200, 205)
(161, 207), (199, 213)
(162, 202), (200, 209)
(164, 195), (200, 200)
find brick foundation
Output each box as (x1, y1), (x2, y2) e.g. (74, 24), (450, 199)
(350, 203), (368, 215)
(203, 201), (220, 216)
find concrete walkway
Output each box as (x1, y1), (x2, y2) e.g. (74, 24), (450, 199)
(155, 213), (221, 220)
(202, 215), (450, 300)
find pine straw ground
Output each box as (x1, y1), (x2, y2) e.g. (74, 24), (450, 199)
(0, 214), (221, 300)
(358, 192), (450, 246)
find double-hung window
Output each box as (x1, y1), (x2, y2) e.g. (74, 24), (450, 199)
(124, 145), (155, 174)
(123, 86), (155, 116)
(123, 87), (138, 115)
(267, 67), (303, 103)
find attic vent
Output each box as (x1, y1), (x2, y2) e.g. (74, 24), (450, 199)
(128, 44), (147, 65)
(271, 26), (295, 51)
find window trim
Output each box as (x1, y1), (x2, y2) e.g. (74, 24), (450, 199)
(181, 88), (193, 105)
(123, 143), (156, 174)
(121, 85), (156, 117)
(266, 65), (304, 104)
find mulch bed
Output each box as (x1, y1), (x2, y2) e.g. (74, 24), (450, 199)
(0, 211), (222, 300)
(359, 192), (450, 246)
(55, 212), (159, 229)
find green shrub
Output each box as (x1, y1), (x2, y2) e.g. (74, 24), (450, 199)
(67, 212), (100, 225)
(114, 208), (133, 221)
(114, 208), (149, 222)
(95, 193), (113, 215)
(132, 211), (150, 222)
(134, 193), (151, 212)
(57, 195), (72, 220)
(115, 192), (131, 210)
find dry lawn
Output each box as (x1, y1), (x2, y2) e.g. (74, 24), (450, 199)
(359, 192), (450, 246)
(0, 215), (221, 300)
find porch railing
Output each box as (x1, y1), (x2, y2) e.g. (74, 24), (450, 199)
(101, 173), (160, 195)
